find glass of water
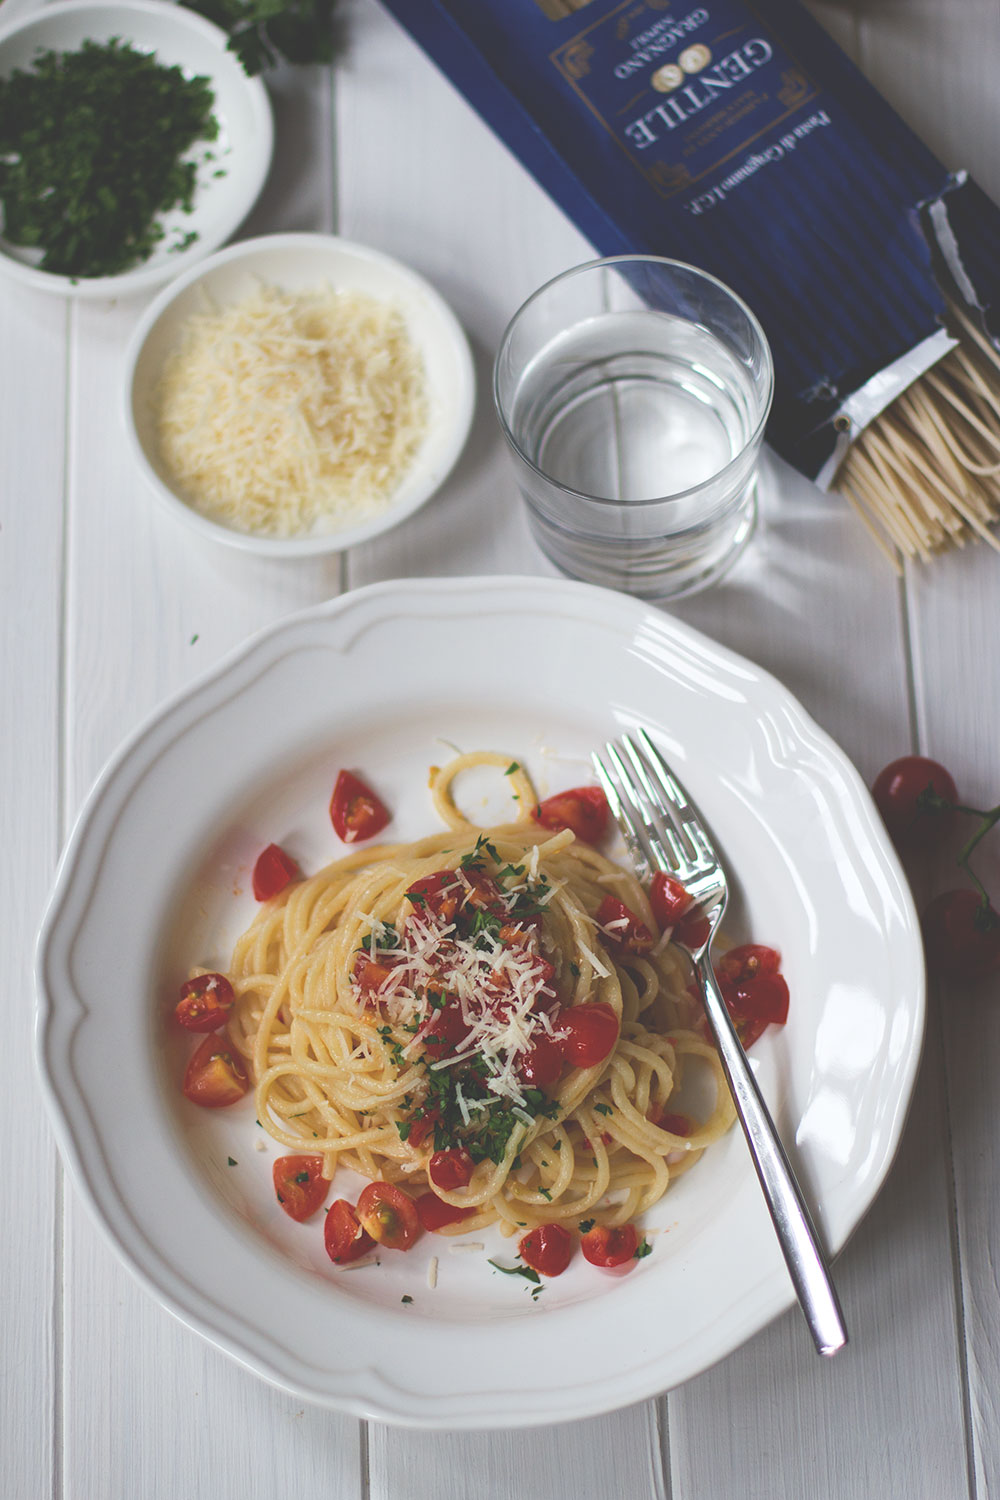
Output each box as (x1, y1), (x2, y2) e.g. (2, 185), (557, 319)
(493, 256), (773, 600)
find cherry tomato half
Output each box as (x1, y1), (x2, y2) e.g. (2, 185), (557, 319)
(252, 842), (298, 902)
(356, 1182), (420, 1251)
(415, 1193), (476, 1233)
(872, 756), (958, 852)
(330, 770), (391, 844)
(581, 1222), (639, 1268)
(181, 1033), (249, 1108)
(404, 1107), (439, 1149)
(175, 972), (235, 1032)
(324, 1199), (376, 1264)
(649, 872), (693, 929)
(595, 896), (654, 955)
(405, 870), (461, 923)
(673, 908), (711, 950)
(922, 888), (1000, 981)
(649, 1108), (694, 1136)
(519, 1035), (564, 1090)
(428, 1147), (476, 1192)
(352, 950), (398, 997)
(418, 999), (471, 1061)
(716, 944), (781, 984)
(558, 1001), (619, 1069)
(532, 786), (610, 844)
(519, 1222), (574, 1277)
(273, 1155), (327, 1222)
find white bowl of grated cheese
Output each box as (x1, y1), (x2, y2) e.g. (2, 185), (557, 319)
(123, 232), (476, 555)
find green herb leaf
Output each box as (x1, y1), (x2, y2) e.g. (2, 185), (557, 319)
(579, 1219), (595, 1234)
(488, 1259), (541, 1286)
(634, 1238), (653, 1259)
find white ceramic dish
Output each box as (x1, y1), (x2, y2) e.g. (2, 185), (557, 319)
(35, 576), (924, 1428)
(123, 232), (476, 556)
(0, 0), (273, 299)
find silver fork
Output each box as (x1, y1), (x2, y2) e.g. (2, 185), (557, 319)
(593, 728), (847, 1358)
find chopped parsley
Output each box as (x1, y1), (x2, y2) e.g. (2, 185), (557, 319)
(594, 1103), (612, 1117)
(634, 1238), (653, 1260)
(227, 1156), (237, 1167)
(401, 1295), (413, 1304)
(505, 762), (521, 775)
(0, 39), (220, 278)
(578, 1219), (595, 1234)
(489, 1258), (542, 1297)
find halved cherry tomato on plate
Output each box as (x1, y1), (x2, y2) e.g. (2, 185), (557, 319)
(415, 1193), (476, 1233)
(519, 1035), (564, 1090)
(405, 870), (461, 923)
(356, 1182), (420, 1251)
(175, 972), (234, 1032)
(649, 1108), (694, 1136)
(324, 1199), (376, 1264)
(428, 1147), (476, 1192)
(519, 1222), (574, 1277)
(715, 944), (781, 983)
(330, 770), (391, 844)
(252, 842), (298, 902)
(595, 896), (654, 955)
(673, 908), (711, 950)
(558, 1001), (619, 1069)
(273, 1154), (327, 1222)
(532, 786), (609, 844)
(649, 872), (694, 929)
(181, 1033), (249, 1108)
(581, 1222), (639, 1268)
(418, 999), (471, 1061)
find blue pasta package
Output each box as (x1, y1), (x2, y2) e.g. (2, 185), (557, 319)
(379, 0), (1000, 560)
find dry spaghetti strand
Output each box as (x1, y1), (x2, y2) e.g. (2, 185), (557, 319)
(836, 304), (1000, 564)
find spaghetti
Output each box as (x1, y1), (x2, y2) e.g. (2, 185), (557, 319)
(225, 753), (735, 1238)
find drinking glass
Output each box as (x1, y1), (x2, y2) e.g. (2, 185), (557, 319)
(493, 256), (774, 600)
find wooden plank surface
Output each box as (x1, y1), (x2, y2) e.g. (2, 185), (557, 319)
(3, 0), (1000, 1495)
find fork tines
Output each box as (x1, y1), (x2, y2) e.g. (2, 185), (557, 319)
(592, 729), (716, 889)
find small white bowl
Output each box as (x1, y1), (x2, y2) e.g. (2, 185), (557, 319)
(123, 233), (476, 555)
(0, 0), (273, 299)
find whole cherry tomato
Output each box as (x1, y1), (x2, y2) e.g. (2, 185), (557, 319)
(595, 896), (654, 954)
(649, 872), (693, 929)
(324, 1199), (376, 1264)
(581, 1222), (639, 1268)
(922, 889), (1000, 981)
(252, 842), (298, 901)
(428, 1147), (476, 1192)
(330, 770), (390, 843)
(272, 1155), (327, 1222)
(174, 972), (235, 1032)
(519, 1222), (574, 1277)
(532, 786), (610, 844)
(356, 1182), (420, 1251)
(519, 1036), (563, 1090)
(872, 756), (958, 852)
(558, 1001), (619, 1069)
(415, 1194), (476, 1232)
(181, 1033), (249, 1108)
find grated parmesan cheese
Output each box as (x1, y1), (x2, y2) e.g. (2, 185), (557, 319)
(154, 282), (428, 537)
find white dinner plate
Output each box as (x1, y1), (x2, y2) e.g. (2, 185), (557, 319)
(35, 577), (924, 1428)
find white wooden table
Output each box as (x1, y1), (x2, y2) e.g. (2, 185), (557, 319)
(5, 2), (1000, 1495)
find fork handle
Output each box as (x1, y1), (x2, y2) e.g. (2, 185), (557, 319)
(697, 956), (848, 1357)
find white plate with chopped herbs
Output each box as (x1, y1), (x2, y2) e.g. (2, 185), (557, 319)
(34, 577), (924, 1427)
(0, 0), (273, 297)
